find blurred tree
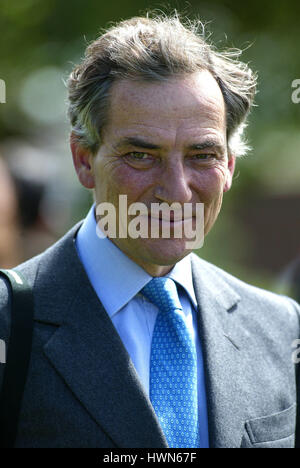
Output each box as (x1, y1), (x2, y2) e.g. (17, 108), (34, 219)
(0, 0), (299, 286)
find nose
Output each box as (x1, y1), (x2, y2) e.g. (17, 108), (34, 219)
(154, 158), (192, 204)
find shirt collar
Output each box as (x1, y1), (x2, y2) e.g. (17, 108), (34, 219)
(76, 204), (197, 317)
(167, 255), (197, 309)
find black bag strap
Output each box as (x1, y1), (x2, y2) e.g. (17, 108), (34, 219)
(0, 269), (34, 448)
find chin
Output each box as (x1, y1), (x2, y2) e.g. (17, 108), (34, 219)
(134, 237), (191, 266)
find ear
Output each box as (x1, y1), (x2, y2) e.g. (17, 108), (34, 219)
(223, 154), (236, 193)
(70, 133), (95, 189)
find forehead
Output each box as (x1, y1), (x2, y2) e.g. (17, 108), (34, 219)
(105, 71), (226, 144)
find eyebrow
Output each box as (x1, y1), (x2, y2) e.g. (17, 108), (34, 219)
(115, 136), (225, 153)
(188, 140), (225, 152)
(115, 137), (160, 150)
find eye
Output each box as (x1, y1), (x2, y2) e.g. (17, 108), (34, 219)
(191, 154), (214, 160)
(123, 152), (155, 168)
(127, 152), (150, 160)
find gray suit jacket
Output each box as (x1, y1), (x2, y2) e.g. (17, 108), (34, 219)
(0, 222), (299, 448)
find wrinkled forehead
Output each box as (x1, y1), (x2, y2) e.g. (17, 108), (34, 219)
(105, 70), (226, 137)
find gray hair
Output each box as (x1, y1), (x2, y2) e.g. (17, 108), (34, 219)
(67, 14), (257, 157)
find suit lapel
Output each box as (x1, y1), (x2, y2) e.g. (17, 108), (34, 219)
(34, 224), (168, 448)
(191, 255), (249, 448)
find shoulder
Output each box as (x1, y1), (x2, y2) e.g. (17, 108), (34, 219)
(0, 252), (43, 349)
(190, 253), (300, 328)
(0, 221), (82, 340)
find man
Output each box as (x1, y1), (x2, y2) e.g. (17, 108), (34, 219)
(0, 14), (299, 448)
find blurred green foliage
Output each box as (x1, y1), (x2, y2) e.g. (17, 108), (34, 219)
(1, 0), (299, 289)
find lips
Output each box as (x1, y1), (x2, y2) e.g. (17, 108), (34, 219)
(148, 213), (194, 221)
(148, 216), (195, 226)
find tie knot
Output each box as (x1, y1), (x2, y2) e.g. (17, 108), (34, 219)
(141, 277), (182, 314)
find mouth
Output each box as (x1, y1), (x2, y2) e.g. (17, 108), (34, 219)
(148, 213), (195, 222)
(148, 213), (195, 223)
(147, 215), (195, 226)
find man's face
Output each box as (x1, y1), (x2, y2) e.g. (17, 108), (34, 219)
(77, 71), (235, 275)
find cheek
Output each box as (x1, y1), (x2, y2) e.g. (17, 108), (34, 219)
(100, 162), (153, 201)
(193, 167), (226, 200)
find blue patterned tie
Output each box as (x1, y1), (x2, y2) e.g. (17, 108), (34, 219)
(141, 277), (200, 448)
